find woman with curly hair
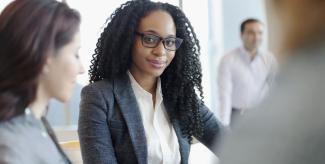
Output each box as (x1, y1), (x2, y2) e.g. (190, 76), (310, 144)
(78, 0), (223, 163)
(0, 0), (84, 163)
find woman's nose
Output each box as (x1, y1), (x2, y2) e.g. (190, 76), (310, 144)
(152, 41), (167, 56)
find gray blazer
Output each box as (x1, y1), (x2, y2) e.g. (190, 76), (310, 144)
(0, 111), (68, 164)
(78, 73), (223, 164)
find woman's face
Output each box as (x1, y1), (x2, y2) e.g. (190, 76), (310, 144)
(131, 10), (177, 79)
(40, 31), (84, 102)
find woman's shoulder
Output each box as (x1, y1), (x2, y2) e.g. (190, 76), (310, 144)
(81, 79), (114, 96)
(85, 79), (114, 90)
(0, 114), (29, 135)
(80, 79), (117, 106)
(0, 118), (27, 161)
(0, 115), (41, 152)
(0, 115), (66, 163)
(0, 113), (45, 139)
(82, 74), (130, 96)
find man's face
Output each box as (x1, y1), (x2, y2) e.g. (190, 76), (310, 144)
(241, 22), (264, 52)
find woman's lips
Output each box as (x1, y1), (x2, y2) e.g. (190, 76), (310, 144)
(147, 59), (166, 69)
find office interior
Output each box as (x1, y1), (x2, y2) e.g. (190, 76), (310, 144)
(0, 0), (266, 163)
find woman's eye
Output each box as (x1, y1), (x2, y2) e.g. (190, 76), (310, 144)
(165, 39), (175, 47)
(144, 35), (158, 44)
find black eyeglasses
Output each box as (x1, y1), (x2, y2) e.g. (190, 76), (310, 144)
(135, 32), (183, 51)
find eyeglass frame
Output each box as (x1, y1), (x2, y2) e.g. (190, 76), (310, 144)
(135, 31), (183, 51)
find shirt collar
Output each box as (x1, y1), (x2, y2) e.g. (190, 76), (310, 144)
(240, 46), (263, 62)
(24, 108), (44, 129)
(127, 71), (163, 106)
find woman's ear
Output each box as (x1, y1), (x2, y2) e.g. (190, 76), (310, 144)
(42, 56), (53, 74)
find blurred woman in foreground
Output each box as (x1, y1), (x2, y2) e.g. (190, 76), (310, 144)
(0, 0), (84, 163)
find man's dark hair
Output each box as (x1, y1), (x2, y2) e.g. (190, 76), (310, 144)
(240, 18), (261, 33)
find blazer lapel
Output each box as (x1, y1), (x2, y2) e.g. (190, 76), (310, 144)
(164, 102), (190, 164)
(113, 74), (147, 164)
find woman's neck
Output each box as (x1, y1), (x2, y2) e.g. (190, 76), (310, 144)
(133, 73), (158, 107)
(29, 101), (47, 119)
(28, 85), (50, 119)
(130, 70), (158, 95)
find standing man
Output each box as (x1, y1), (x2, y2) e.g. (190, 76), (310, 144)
(218, 18), (277, 126)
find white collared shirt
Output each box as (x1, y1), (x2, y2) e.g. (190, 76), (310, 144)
(128, 71), (181, 164)
(218, 46), (277, 126)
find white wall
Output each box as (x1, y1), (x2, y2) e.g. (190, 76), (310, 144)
(182, 0), (212, 108)
(0, 0), (12, 11)
(66, 0), (129, 85)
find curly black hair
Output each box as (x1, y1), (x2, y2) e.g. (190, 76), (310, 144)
(89, 0), (204, 141)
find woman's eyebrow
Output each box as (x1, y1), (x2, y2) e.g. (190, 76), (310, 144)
(142, 30), (176, 37)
